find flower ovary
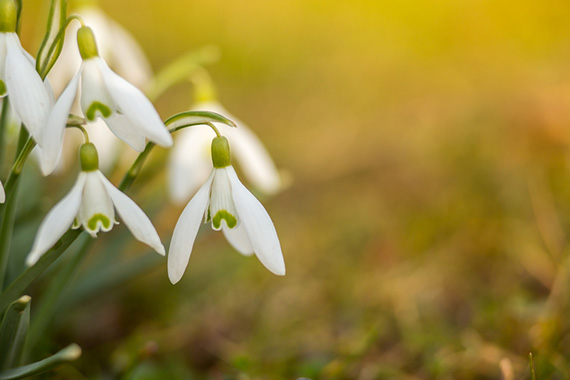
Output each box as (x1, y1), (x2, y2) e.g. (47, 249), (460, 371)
(0, 0), (16, 33)
(80, 143), (99, 171)
(77, 26), (99, 60)
(211, 136), (231, 168)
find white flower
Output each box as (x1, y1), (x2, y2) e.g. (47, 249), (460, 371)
(168, 136), (285, 284)
(48, 5), (152, 95)
(0, 179), (5, 203)
(27, 143), (165, 266)
(40, 26), (172, 176)
(46, 6), (153, 174)
(168, 101), (282, 204)
(0, 2), (52, 146)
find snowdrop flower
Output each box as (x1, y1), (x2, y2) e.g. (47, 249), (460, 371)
(40, 26), (172, 176)
(168, 135), (285, 284)
(0, 180), (4, 203)
(48, 4), (152, 95)
(27, 143), (165, 266)
(47, 5), (153, 173)
(168, 100), (282, 204)
(0, 0), (52, 145)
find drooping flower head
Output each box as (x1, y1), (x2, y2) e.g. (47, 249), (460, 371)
(168, 135), (285, 284)
(40, 26), (173, 176)
(48, 3), (153, 95)
(27, 143), (165, 266)
(0, 0), (53, 145)
(0, 179), (5, 204)
(168, 71), (282, 204)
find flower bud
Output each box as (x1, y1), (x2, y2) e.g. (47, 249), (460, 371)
(0, 0), (17, 33)
(211, 136), (231, 168)
(77, 26), (99, 60)
(80, 143), (99, 171)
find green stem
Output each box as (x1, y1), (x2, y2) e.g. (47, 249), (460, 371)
(27, 234), (92, 348)
(0, 229), (82, 315)
(118, 142), (155, 192)
(0, 181), (18, 292)
(0, 98), (11, 170)
(0, 130), (33, 291)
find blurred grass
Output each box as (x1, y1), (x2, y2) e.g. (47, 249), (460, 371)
(14, 0), (570, 378)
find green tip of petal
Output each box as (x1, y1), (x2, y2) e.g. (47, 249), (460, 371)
(211, 136), (231, 168)
(212, 210), (237, 229)
(87, 213), (111, 231)
(0, 0), (16, 32)
(77, 26), (99, 60)
(0, 80), (6, 97)
(80, 143), (99, 171)
(85, 101), (111, 121)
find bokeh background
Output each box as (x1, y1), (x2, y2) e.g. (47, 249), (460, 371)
(16, 0), (570, 378)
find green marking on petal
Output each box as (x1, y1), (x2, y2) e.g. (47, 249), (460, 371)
(0, 80), (6, 97)
(85, 101), (111, 121)
(87, 213), (111, 231)
(212, 210), (237, 229)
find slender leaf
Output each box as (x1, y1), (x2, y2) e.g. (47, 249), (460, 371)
(165, 110), (238, 131)
(36, 0), (67, 79)
(145, 46), (220, 101)
(0, 296), (30, 370)
(0, 344), (80, 380)
(0, 230), (83, 315)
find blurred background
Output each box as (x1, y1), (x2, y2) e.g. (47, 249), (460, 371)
(15, 0), (570, 378)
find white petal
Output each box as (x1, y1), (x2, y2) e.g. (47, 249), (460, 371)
(40, 69), (81, 175)
(208, 168), (239, 231)
(5, 34), (52, 144)
(97, 59), (172, 147)
(222, 224), (254, 256)
(226, 166), (285, 275)
(197, 101), (282, 194)
(168, 172), (214, 284)
(80, 58), (114, 121)
(104, 112), (146, 152)
(104, 17), (152, 89)
(0, 180), (5, 204)
(97, 171), (165, 255)
(168, 126), (213, 204)
(77, 171), (116, 237)
(26, 173), (87, 266)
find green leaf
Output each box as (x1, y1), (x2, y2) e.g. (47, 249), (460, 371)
(0, 344), (81, 380)
(0, 230), (83, 316)
(144, 46), (220, 102)
(0, 296), (30, 370)
(165, 110), (238, 131)
(36, 0), (67, 79)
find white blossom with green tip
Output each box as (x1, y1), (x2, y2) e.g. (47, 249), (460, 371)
(0, 0), (53, 146)
(40, 26), (172, 176)
(168, 136), (285, 284)
(0, 179), (4, 203)
(168, 101), (283, 204)
(27, 144), (165, 266)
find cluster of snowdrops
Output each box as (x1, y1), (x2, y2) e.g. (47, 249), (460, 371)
(0, 0), (284, 287)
